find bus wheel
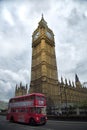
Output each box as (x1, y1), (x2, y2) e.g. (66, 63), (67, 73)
(29, 118), (36, 125)
(42, 122), (46, 125)
(10, 116), (14, 122)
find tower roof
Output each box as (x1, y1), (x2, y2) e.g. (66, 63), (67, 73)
(75, 74), (80, 82)
(38, 14), (47, 28)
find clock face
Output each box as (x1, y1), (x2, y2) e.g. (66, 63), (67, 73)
(34, 32), (39, 40)
(46, 31), (52, 39)
(42, 76), (47, 81)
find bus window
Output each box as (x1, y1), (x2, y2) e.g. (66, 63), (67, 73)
(36, 107), (46, 114)
(16, 109), (18, 112)
(30, 95), (35, 100)
(36, 107), (41, 114)
(36, 96), (40, 100)
(11, 108), (16, 112)
(36, 96), (45, 101)
(41, 96), (45, 101)
(24, 96), (29, 101)
(30, 107), (36, 113)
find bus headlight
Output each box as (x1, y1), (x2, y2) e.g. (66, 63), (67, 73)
(36, 117), (39, 121)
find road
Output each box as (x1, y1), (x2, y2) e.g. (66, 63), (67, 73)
(0, 115), (87, 130)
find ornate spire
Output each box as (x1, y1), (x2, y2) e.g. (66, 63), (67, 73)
(26, 84), (28, 89)
(75, 74), (80, 82)
(42, 13), (43, 19)
(75, 74), (82, 88)
(16, 84), (18, 90)
(38, 14), (47, 28)
(69, 80), (71, 86)
(65, 78), (68, 85)
(72, 81), (75, 87)
(61, 76), (64, 84)
(20, 82), (22, 87)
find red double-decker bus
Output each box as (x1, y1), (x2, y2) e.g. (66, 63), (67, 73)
(7, 93), (47, 125)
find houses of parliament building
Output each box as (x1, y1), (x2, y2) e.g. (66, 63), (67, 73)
(15, 15), (87, 112)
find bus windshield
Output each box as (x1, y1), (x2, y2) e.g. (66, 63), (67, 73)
(30, 107), (46, 114)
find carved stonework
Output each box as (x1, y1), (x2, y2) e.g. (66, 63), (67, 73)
(15, 16), (87, 113)
(29, 16), (59, 108)
(28, 16), (87, 112)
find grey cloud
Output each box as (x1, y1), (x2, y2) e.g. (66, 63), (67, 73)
(0, 0), (51, 18)
(0, 0), (87, 101)
(67, 8), (82, 26)
(0, 80), (13, 101)
(0, 68), (30, 101)
(75, 0), (87, 3)
(0, 50), (31, 72)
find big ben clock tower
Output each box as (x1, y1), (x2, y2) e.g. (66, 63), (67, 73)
(29, 15), (59, 109)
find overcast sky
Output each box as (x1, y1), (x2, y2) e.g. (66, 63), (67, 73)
(0, 0), (87, 101)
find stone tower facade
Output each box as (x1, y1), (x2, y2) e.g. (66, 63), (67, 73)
(15, 15), (87, 114)
(29, 15), (59, 108)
